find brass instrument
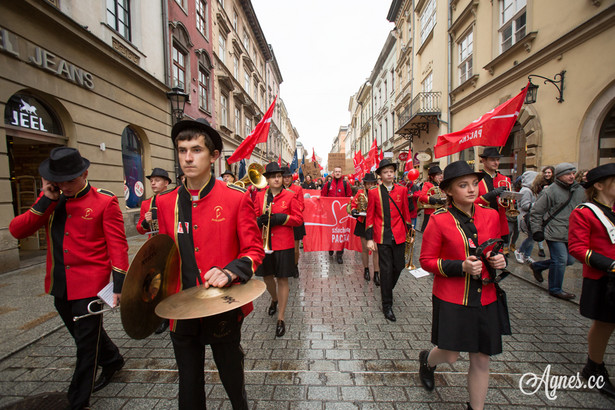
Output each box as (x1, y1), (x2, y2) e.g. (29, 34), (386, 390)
(404, 228), (417, 271)
(497, 180), (520, 217)
(73, 299), (117, 322)
(346, 193), (368, 215)
(234, 163), (267, 189)
(262, 203), (273, 254)
(418, 186), (447, 210)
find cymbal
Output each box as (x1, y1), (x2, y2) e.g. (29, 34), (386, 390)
(155, 279), (266, 320)
(121, 235), (180, 339)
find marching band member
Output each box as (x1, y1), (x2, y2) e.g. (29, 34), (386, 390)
(282, 166), (305, 277)
(254, 162), (303, 337)
(322, 166), (352, 263)
(569, 163), (615, 398)
(418, 160), (507, 410)
(366, 159), (412, 322)
(156, 118), (264, 409)
(418, 165), (444, 231)
(9, 147), (128, 409)
(221, 169), (237, 183)
(475, 147), (511, 245)
(350, 172), (379, 284)
(136, 168), (171, 236)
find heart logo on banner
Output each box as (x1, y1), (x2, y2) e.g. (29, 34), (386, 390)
(305, 199), (351, 227)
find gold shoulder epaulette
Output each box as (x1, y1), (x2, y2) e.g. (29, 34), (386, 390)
(96, 188), (115, 197)
(433, 207), (448, 215)
(368, 186), (378, 191)
(226, 183), (247, 193)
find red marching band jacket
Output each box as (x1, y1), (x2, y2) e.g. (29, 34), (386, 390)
(350, 188), (367, 224)
(136, 196), (153, 235)
(321, 178), (352, 197)
(568, 202), (615, 281)
(418, 181), (439, 217)
(476, 171), (510, 236)
(254, 187), (303, 250)
(156, 179), (265, 328)
(419, 205), (500, 306)
(366, 184), (411, 244)
(9, 186), (129, 300)
(286, 183), (305, 212)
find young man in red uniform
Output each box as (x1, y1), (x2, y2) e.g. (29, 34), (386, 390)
(9, 147), (128, 409)
(475, 147), (511, 245)
(156, 118), (265, 409)
(366, 159), (413, 322)
(254, 163), (303, 337)
(282, 166), (305, 277)
(418, 165), (445, 231)
(321, 166), (352, 263)
(136, 167), (171, 236)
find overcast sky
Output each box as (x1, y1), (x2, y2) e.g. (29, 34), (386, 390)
(251, 0), (395, 167)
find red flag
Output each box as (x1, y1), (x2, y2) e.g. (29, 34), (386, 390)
(404, 148), (413, 172)
(277, 154), (282, 167)
(379, 148), (384, 163)
(311, 148), (316, 163)
(367, 137), (378, 168)
(228, 96), (277, 164)
(434, 84), (529, 158)
(353, 150), (365, 174)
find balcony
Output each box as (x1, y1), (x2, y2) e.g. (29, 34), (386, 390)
(396, 91), (441, 139)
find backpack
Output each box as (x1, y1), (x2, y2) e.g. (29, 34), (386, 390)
(327, 180), (348, 195)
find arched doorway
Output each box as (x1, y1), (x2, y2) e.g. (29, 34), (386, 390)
(598, 105), (615, 165)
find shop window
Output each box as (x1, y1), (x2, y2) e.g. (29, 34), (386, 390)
(4, 94), (62, 135)
(121, 126), (144, 208)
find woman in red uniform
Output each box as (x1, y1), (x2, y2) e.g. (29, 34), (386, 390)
(254, 162), (303, 337)
(350, 172), (379, 283)
(282, 166), (305, 277)
(419, 161), (507, 410)
(569, 163), (615, 398)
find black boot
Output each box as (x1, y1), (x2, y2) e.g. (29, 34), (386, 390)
(419, 350), (436, 391)
(582, 356), (615, 398)
(364, 267), (370, 281)
(267, 301), (278, 316)
(466, 403), (474, 410)
(373, 271), (380, 286)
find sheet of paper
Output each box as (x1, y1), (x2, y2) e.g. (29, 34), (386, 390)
(97, 282), (115, 307)
(409, 268), (430, 278)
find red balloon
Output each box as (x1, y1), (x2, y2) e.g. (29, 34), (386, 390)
(407, 168), (420, 181)
(292, 172), (299, 181)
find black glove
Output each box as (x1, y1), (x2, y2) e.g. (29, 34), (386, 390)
(256, 214), (268, 228)
(483, 186), (507, 202)
(532, 231), (545, 242)
(269, 213), (287, 226)
(351, 209), (359, 217)
(429, 196), (445, 205)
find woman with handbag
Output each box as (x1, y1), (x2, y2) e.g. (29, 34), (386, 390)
(568, 163), (615, 398)
(418, 161), (507, 410)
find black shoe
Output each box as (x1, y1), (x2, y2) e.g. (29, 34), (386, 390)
(466, 403), (474, 410)
(373, 271), (380, 287)
(154, 319), (169, 334)
(383, 307), (396, 322)
(549, 291), (575, 300)
(336, 255), (343, 264)
(364, 268), (370, 281)
(276, 320), (285, 337)
(538, 249), (546, 257)
(268, 301), (278, 316)
(329, 251), (334, 256)
(419, 350), (436, 391)
(529, 263), (544, 283)
(93, 357), (124, 392)
(582, 357), (615, 398)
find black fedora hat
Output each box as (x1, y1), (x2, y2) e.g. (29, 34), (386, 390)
(440, 160), (484, 190)
(583, 163), (615, 188)
(39, 147), (90, 182)
(221, 169), (235, 178)
(363, 172), (377, 183)
(479, 147), (503, 159)
(263, 162), (283, 177)
(171, 118), (223, 153)
(375, 158), (397, 175)
(146, 167), (172, 183)
(281, 166), (292, 177)
(428, 165), (443, 175)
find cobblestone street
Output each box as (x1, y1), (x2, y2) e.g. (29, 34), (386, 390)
(1, 234), (614, 409)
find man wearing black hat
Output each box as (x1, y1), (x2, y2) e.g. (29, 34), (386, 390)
(418, 164), (445, 231)
(155, 118), (265, 409)
(9, 147), (129, 409)
(136, 168), (172, 236)
(366, 159), (413, 321)
(476, 147), (511, 244)
(221, 170), (237, 183)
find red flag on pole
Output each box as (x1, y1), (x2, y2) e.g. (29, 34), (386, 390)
(367, 137), (378, 169)
(353, 150), (364, 174)
(404, 148), (414, 172)
(311, 147), (316, 163)
(227, 96), (277, 164)
(434, 84), (529, 158)
(277, 154), (282, 167)
(379, 148), (384, 163)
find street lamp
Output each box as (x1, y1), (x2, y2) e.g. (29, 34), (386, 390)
(524, 71), (565, 104)
(166, 87), (189, 123)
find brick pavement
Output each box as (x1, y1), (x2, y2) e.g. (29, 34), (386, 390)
(1, 234), (614, 409)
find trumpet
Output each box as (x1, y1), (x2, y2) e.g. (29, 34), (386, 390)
(497, 180), (520, 217)
(262, 203), (273, 254)
(234, 163), (267, 189)
(346, 193), (367, 215)
(73, 299), (117, 322)
(418, 186), (447, 210)
(404, 228), (417, 270)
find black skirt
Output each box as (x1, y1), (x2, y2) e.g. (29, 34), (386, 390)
(431, 295), (503, 356)
(255, 248), (296, 278)
(293, 224), (306, 240)
(353, 220), (365, 238)
(580, 276), (615, 323)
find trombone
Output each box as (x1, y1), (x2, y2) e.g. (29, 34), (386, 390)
(73, 299), (117, 321)
(497, 180), (520, 217)
(234, 163), (267, 189)
(418, 186), (447, 210)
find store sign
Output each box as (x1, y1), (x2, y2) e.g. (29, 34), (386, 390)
(0, 27), (94, 90)
(8, 99), (48, 131)
(398, 152), (408, 161)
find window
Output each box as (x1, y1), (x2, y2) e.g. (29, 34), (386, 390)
(220, 94), (228, 127)
(233, 55), (239, 78)
(384, 80), (388, 99)
(242, 32), (249, 52)
(391, 69), (394, 92)
(198, 68), (209, 112)
(420, 0), (436, 45)
(245, 117), (252, 137)
(422, 72), (433, 92)
(244, 72), (250, 94)
(218, 34), (226, 63)
(121, 126), (144, 209)
(384, 118), (389, 142)
(106, 0), (131, 41)
(458, 29), (473, 83)
(172, 44), (186, 90)
(235, 107), (241, 134)
(232, 11), (238, 31)
(500, 0), (526, 52)
(253, 79), (258, 102)
(196, 0), (208, 38)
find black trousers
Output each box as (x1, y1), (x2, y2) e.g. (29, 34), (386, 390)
(377, 242), (405, 309)
(54, 296), (122, 410)
(171, 320), (248, 410)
